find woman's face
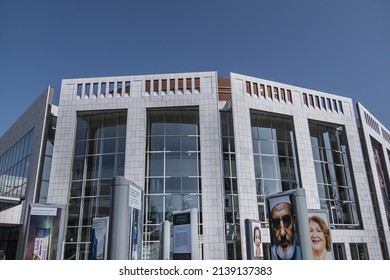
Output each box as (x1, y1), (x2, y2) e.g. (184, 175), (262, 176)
(254, 229), (261, 246)
(309, 220), (325, 251)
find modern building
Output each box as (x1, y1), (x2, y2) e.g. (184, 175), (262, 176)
(356, 103), (390, 259)
(0, 87), (56, 259)
(0, 71), (389, 260)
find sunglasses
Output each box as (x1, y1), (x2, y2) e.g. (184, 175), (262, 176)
(272, 215), (292, 229)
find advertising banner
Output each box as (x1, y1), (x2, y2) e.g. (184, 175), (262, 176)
(172, 208), (198, 260)
(24, 204), (65, 260)
(90, 217), (109, 260)
(266, 189), (312, 260)
(245, 219), (263, 260)
(373, 146), (390, 223)
(129, 182), (143, 260)
(308, 210), (333, 260)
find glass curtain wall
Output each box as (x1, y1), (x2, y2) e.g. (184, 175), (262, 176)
(333, 243), (346, 260)
(0, 129), (34, 200)
(221, 111), (241, 260)
(144, 108), (202, 260)
(309, 121), (360, 228)
(250, 111), (301, 225)
(38, 115), (56, 203)
(64, 111), (127, 260)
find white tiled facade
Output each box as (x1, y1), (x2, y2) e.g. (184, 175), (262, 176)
(0, 87), (54, 259)
(48, 72), (226, 259)
(230, 73), (387, 259)
(356, 103), (390, 257)
(2, 71), (388, 260)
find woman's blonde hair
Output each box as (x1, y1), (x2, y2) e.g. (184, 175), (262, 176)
(309, 215), (331, 251)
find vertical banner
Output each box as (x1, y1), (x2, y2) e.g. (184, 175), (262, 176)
(172, 208), (198, 260)
(308, 210), (333, 260)
(129, 182), (143, 260)
(266, 189), (312, 260)
(24, 204), (65, 260)
(373, 146), (390, 222)
(245, 219), (263, 260)
(90, 217), (109, 260)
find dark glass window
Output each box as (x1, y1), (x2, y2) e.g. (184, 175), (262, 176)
(350, 243), (369, 260)
(333, 243), (346, 260)
(0, 129), (34, 199)
(117, 82), (122, 95)
(221, 111), (241, 258)
(108, 82), (114, 95)
(77, 84), (83, 97)
(309, 121), (360, 228)
(101, 83), (106, 96)
(125, 81), (131, 94)
(85, 83), (91, 97)
(144, 108), (202, 260)
(93, 83), (98, 96)
(262, 243), (271, 260)
(66, 111), (127, 260)
(251, 111), (300, 225)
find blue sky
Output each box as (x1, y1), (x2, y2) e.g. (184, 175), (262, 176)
(1, 0), (389, 136)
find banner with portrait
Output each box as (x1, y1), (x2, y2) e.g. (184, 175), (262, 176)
(308, 210), (333, 260)
(266, 189), (312, 260)
(244, 219), (263, 260)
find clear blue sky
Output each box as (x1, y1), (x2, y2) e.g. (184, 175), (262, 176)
(1, 0), (389, 136)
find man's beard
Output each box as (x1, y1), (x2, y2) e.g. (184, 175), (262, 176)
(275, 242), (295, 260)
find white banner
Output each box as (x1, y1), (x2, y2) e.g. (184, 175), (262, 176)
(0, 260), (386, 279)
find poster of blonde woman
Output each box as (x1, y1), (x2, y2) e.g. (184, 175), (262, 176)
(308, 210), (333, 260)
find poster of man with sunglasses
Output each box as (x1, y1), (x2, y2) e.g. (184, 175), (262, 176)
(268, 194), (302, 260)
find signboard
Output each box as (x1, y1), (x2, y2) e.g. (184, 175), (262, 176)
(129, 182), (143, 260)
(24, 204), (65, 260)
(90, 217), (109, 260)
(172, 208), (198, 260)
